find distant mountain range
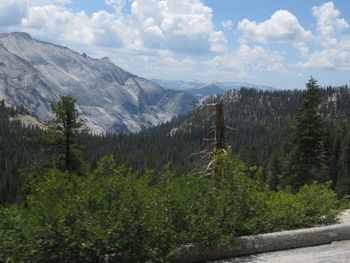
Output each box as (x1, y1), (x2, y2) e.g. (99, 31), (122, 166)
(0, 32), (196, 134)
(151, 79), (276, 98)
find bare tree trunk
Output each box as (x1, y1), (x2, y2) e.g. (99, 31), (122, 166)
(215, 102), (225, 151)
(65, 132), (70, 171)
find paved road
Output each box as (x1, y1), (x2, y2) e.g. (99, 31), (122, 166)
(211, 240), (350, 263)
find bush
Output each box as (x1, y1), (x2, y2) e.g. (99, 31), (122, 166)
(0, 154), (345, 262)
(253, 183), (345, 234)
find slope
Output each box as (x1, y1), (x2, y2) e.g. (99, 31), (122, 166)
(0, 32), (195, 134)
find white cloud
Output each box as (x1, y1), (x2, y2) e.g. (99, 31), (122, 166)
(293, 2), (350, 72)
(0, 0), (73, 32)
(131, 0), (226, 52)
(117, 49), (198, 79)
(321, 37), (338, 48)
(33, 0), (72, 4)
(105, 0), (125, 5)
(238, 10), (312, 43)
(5, 0), (226, 54)
(204, 44), (286, 74)
(22, 6), (134, 48)
(294, 37), (350, 71)
(209, 31), (227, 52)
(22, 6), (94, 45)
(105, 0), (127, 13)
(221, 20), (233, 30)
(312, 1), (349, 36)
(0, 0), (27, 27)
(293, 42), (309, 56)
(292, 2), (350, 72)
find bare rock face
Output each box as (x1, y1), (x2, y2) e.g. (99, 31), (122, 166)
(0, 32), (195, 134)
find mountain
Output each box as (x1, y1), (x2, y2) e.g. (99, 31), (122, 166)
(187, 82), (227, 98)
(220, 81), (275, 91)
(151, 79), (276, 97)
(151, 79), (205, 90)
(0, 32), (196, 134)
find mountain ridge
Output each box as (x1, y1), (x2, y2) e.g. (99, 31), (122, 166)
(151, 79), (276, 95)
(0, 32), (196, 134)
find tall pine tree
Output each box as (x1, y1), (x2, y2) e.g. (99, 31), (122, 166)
(288, 77), (326, 189)
(48, 95), (89, 174)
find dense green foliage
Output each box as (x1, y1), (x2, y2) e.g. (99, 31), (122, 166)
(0, 151), (345, 263)
(76, 88), (303, 175)
(0, 100), (47, 204)
(4, 86), (350, 204)
(0, 87), (349, 262)
(77, 85), (350, 194)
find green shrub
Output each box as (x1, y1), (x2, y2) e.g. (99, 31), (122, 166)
(0, 154), (345, 262)
(253, 184), (344, 234)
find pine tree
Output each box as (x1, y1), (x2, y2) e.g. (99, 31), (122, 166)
(288, 77), (325, 189)
(336, 134), (350, 195)
(48, 95), (89, 174)
(265, 150), (283, 190)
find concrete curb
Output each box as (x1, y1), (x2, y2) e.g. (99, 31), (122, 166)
(177, 223), (350, 262)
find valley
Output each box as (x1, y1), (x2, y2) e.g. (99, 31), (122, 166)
(1, 1), (350, 260)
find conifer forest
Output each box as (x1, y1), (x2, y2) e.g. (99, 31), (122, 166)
(0, 79), (350, 262)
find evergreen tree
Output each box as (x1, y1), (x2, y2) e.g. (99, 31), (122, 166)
(288, 77), (326, 188)
(265, 150), (283, 190)
(48, 95), (89, 174)
(336, 134), (350, 195)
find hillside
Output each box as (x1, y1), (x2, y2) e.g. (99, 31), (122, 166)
(0, 32), (196, 134)
(3, 86), (350, 204)
(0, 100), (48, 203)
(152, 79), (276, 98)
(78, 86), (350, 188)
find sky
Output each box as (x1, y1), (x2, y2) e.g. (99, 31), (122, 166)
(1, 0), (350, 89)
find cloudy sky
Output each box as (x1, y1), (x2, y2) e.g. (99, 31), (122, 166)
(1, 0), (350, 89)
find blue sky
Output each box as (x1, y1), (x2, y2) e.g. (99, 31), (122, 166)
(1, 0), (350, 89)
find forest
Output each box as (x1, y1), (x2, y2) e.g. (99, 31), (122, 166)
(0, 78), (350, 262)
(3, 80), (350, 202)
